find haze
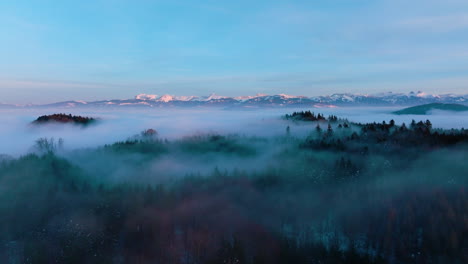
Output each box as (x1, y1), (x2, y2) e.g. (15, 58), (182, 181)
(1, 1), (467, 263)
(1, 107), (467, 156)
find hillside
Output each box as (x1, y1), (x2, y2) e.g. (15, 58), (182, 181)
(393, 103), (468, 115)
(32, 113), (97, 126)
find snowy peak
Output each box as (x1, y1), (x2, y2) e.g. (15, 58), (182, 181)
(415, 91), (440, 99)
(135, 94), (158, 100)
(328, 93), (357, 102)
(234, 95), (257, 101)
(135, 94), (201, 102)
(157, 94), (174, 102)
(8, 91), (468, 108)
(277, 93), (306, 99)
(175, 96), (199, 101)
(204, 93), (228, 101)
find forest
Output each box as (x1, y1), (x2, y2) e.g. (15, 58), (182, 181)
(32, 114), (97, 126)
(0, 112), (467, 264)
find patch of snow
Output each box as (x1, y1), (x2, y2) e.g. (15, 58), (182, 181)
(157, 94), (174, 102)
(330, 94), (355, 102)
(204, 93), (228, 101)
(174, 96), (199, 101)
(278, 94), (302, 99)
(234, 95), (256, 101)
(135, 94), (158, 100)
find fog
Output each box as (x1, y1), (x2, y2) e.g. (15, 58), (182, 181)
(1, 107), (467, 156)
(0, 106), (467, 263)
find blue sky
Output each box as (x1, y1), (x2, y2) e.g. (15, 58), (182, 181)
(0, 0), (467, 103)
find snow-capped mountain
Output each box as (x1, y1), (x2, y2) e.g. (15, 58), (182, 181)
(312, 91), (467, 106)
(135, 94), (159, 100)
(133, 93), (230, 102)
(7, 91), (468, 108)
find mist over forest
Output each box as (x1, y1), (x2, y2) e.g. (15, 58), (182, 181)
(0, 107), (467, 263)
(1, 107), (467, 156)
(3, 0), (468, 262)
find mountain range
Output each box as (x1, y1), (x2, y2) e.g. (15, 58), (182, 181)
(3, 91), (468, 108)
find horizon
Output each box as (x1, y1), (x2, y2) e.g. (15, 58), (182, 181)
(1, 101), (466, 263)
(1, 0), (468, 104)
(1, 2), (468, 263)
(2, 90), (468, 105)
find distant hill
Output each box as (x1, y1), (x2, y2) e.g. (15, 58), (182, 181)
(393, 103), (468, 115)
(32, 114), (97, 126)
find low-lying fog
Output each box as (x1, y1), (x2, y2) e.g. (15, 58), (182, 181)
(1, 106), (467, 263)
(1, 106), (467, 156)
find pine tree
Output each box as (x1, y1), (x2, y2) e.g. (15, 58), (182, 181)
(425, 120), (432, 130)
(316, 124), (322, 133)
(327, 124), (333, 135)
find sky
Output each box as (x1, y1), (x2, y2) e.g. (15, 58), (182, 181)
(0, 0), (467, 104)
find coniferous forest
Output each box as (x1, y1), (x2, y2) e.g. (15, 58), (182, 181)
(32, 114), (97, 126)
(0, 112), (467, 264)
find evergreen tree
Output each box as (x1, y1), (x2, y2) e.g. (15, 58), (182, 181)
(327, 124), (333, 135)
